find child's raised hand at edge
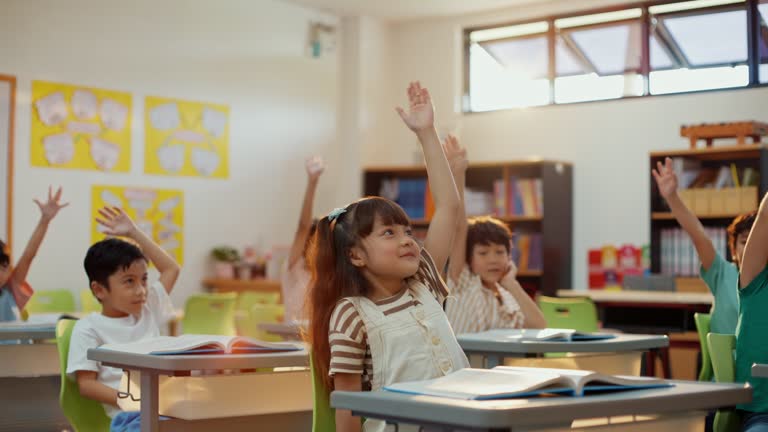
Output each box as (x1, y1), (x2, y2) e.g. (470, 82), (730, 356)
(443, 134), (468, 174)
(652, 157), (679, 200)
(34, 186), (69, 222)
(396, 81), (435, 133)
(306, 156), (326, 181)
(95, 207), (139, 237)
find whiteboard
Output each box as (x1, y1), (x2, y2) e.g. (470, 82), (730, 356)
(0, 79), (11, 245)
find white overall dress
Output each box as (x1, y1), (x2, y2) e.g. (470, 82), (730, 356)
(346, 282), (470, 432)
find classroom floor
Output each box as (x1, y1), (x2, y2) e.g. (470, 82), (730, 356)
(0, 377), (70, 432)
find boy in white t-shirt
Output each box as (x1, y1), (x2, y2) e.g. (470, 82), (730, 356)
(67, 206), (180, 423)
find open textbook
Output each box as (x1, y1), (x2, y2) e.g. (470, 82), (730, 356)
(100, 334), (303, 355)
(473, 328), (617, 342)
(384, 366), (671, 400)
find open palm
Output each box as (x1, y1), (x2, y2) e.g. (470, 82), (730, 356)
(396, 81), (434, 132)
(306, 156), (325, 181)
(95, 206), (138, 237)
(34, 186), (69, 222)
(443, 134), (468, 174)
(652, 157), (678, 199)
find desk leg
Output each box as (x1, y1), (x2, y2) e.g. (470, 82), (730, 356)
(140, 371), (160, 432)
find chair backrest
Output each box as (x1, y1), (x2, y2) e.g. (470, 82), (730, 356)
(310, 354), (336, 432)
(707, 332), (741, 432)
(694, 313), (713, 381)
(182, 293), (237, 335)
(26, 289), (76, 314)
(537, 296), (598, 332)
(237, 304), (285, 341)
(56, 319), (111, 432)
(236, 291), (281, 312)
(80, 289), (101, 314)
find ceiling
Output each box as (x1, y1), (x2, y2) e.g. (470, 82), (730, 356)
(282, 0), (555, 21)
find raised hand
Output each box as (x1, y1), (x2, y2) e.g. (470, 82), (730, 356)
(652, 157), (679, 199)
(34, 186), (69, 223)
(95, 207), (139, 237)
(396, 81), (434, 133)
(443, 134), (468, 174)
(306, 156), (325, 181)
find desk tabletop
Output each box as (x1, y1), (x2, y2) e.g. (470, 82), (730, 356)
(458, 331), (669, 355)
(88, 348), (309, 372)
(557, 289), (713, 305)
(753, 364), (768, 378)
(332, 380), (749, 430)
(0, 322), (56, 341)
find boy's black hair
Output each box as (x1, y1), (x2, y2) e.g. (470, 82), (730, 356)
(84, 238), (146, 292)
(0, 240), (9, 268)
(465, 216), (513, 265)
(727, 211), (757, 253)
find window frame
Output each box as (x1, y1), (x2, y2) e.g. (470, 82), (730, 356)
(463, 0), (765, 112)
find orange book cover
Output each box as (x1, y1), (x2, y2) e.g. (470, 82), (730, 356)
(424, 183), (435, 221)
(518, 234), (531, 271)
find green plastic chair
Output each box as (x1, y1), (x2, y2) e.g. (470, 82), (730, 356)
(56, 319), (111, 432)
(237, 304), (285, 341)
(694, 313), (713, 381)
(236, 291), (281, 312)
(182, 293), (237, 335)
(537, 296), (598, 332)
(311, 354), (336, 432)
(707, 333), (742, 432)
(26, 289), (76, 314)
(80, 289), (101, 314)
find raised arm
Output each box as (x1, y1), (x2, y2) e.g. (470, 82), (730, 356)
(653, 157), (716, 269)
(499, 263), (547, 328)
(396, 82), (459, 271)
(10, 186), (68, 307)
(444, 135), (469, 282)
(96, 207), (180, 293)
(287, 156), (324, 269)
(740, 192), (768, 288)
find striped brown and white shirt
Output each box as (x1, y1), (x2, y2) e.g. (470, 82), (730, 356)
(445, 265), (525, 334)
(328, 248), (448, 390)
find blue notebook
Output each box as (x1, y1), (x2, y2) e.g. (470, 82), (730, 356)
(100, 335), (303, 356)
(384, 366), (672, 400)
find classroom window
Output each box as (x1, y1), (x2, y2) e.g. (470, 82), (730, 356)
(649, 2), (749, 94)
(465, 0), (764, 112)
(554, 10), (644, 103)
(759, 0), (768, 82)
(468, 22), (551, 111)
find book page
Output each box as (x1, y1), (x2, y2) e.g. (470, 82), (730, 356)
(385, 368), (565, 400)
(495, 366), (667, 396)
(227, 337), (302, 353)
(101, 335), (231, 355)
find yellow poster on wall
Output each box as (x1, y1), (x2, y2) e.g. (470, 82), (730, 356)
(31, 80), (132, 172)
(144, 96), (229, 178)
(91, 185), (184, 264)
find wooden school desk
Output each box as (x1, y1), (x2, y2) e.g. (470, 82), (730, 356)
(331, 380), (751, 432)
(88, 348), (311, 432)
(458, 331), (669, 371)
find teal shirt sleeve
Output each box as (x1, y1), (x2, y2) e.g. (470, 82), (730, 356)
(700, 252), (740, 334)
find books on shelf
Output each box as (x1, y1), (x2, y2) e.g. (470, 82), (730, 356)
(660, 227), (727, 277)
(99, 334), (303, 355)
(506, 177), (543, 217)
(511, 232), (542, 272)
(383, 366), (671, 400)
(667, 158), (761, 191)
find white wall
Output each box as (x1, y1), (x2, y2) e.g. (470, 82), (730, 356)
(375, 0), (768, 290)
(0, 0), (343, 305)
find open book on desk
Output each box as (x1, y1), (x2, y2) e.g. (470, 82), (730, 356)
(480, 328), (617, 342)
(384, 366), (671, 400)
(100, 334), (303, 355)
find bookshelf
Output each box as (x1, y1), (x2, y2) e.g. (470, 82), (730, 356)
(649, 144), (768, 284)
(363, 160), (572, 296)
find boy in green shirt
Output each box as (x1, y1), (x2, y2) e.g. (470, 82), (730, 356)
(735, 191), (768, 431)
(654, 158), (754, 335)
